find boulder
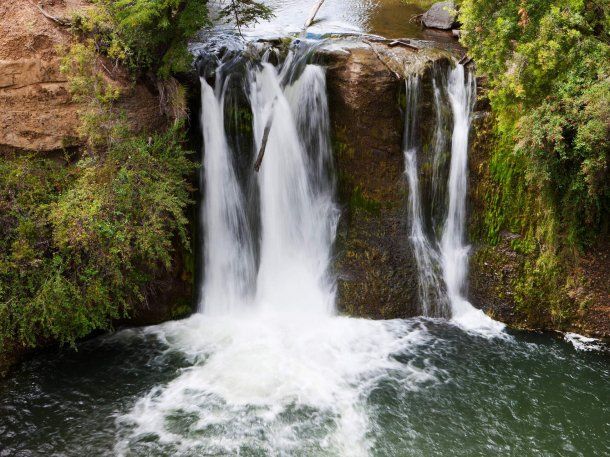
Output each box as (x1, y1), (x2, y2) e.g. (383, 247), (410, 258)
(422, 1), (457, 30)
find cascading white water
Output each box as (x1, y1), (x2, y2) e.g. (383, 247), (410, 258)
(116, 52), (442, 456)
(440, 65), (474, 319)
(440, 65), (503, 332)
(116, 53), (504, 457)
(430, 71), (449, 229)
(403, 64), (503, 332)
(249, 61), (338, 315)
(199, 74), (255, 314)
(403, 76), (447, 317)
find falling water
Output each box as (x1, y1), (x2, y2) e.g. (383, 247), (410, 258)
(440, 65), (503, 331)
(249, 60), (338, 315)
(404, 64), (504, 332)
(199, 72), (255, 314)
(402, 76), (447, 317)
(112, 51), (504, 456)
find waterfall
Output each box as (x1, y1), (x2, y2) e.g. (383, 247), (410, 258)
(402, 76), (448, 317)
(199, 72), (255, 314)
(199, 48), (338, 316)
(249, 61), (338, 315)
(116, 48), (505, 456)
(440, 65), (503, 331)
(404, 64), (504, 332)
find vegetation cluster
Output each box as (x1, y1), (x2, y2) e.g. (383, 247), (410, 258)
(460, 0), (609, 323)
(0, 0), (270, 353)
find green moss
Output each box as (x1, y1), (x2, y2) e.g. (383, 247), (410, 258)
(469, 104), (580, 328)
(169, 301), (193, 320)
(348, 186), (382, 215)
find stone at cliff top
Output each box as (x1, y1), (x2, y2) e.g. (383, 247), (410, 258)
(422, 1), (457, 30)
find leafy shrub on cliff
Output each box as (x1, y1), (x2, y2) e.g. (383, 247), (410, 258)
(460, 0), (609, 322)
(0, 125), (194, 348)
(71, 0), (273, 77)
(71, 0), (210, 77)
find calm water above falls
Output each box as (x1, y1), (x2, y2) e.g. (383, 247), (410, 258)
(209, 0), (439, 39)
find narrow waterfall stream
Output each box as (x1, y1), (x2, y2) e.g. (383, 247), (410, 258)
(441, 66), (504, 331)
(403, 64), (503, 333)
(403, 75), (448, 317)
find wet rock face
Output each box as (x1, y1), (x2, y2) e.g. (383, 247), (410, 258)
(0, 0), (165, 154)
(322, 42), (451, 318)
(422, 2), (457, 30)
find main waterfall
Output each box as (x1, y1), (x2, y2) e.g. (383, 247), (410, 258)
(198, 48), (338, 316)
(114, 47), (504, 457)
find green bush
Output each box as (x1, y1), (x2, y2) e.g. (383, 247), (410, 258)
(70, 0), (273, 77)
(0, 125), (195, 348)
(71, 0), (210, 77)
(460, 0), (609, 322)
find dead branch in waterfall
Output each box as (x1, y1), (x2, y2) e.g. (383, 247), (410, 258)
(254, 97), (278, 172)
(304, 0), (326, 29)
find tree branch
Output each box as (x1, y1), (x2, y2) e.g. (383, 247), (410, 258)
(27, 0), (71, 27)
(304, 0), (326, 29)
(254, 96), (278, 172)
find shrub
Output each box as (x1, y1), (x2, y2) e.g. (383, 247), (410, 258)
(0, 125), (195, 348)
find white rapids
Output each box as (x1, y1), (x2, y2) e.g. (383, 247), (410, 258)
(115, 53), (504, 456)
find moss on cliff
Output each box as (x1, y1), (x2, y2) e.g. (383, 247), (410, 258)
(468, 107), (605, 335)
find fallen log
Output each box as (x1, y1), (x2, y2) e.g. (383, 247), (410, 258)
(304, 0), (326, 29)
(388, 40), (420, 51)
(254, 97), (278, 172)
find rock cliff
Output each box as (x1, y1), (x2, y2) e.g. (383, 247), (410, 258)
(0, 0), (164, 154)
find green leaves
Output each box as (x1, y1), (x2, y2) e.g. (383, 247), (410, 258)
(460, 0), (609, 322)
(217, 0), (274, 36)
(460, 0), (610, 247)
(0, 126), (195, 348)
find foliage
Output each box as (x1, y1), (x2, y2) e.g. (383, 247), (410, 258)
(460, 0), (610, 322)
(0, 125), (195, 348)
(70, 0), (273, 77)
(1, 0), (276, 356)
(460, 0), (610, 246)
(217, 0), (273, 36)
(71, 0), (210, 77)
(60, 39), (125, 152)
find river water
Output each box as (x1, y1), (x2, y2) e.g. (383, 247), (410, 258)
(1, 318), (607, 456)
(208, 0), (441, 39)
